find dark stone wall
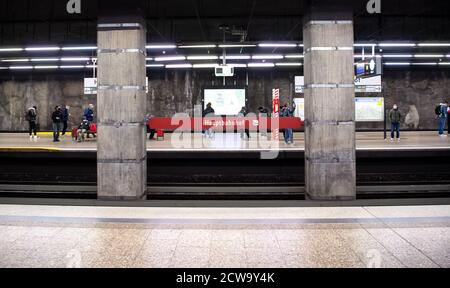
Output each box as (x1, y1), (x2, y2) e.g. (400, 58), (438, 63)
(1, 69), (449, 131)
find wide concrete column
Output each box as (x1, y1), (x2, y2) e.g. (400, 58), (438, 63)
(303, 2), (356, 200)
(96, 16), (147, 200)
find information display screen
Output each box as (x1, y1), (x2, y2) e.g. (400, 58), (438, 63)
(204, 89), (246, 115)
(294, 97), (385, 122)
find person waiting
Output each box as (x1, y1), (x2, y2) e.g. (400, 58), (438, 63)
(61, 105), (70, 136)
(389, 104), (402, 142)
(437, 100), (448, 137)
(25, 106), (38, 142)
(76, 118), (90, 142)
(238, 107), (250, 140)
(51, 106), (63, 142)
(202, 103), (215, 139)
(145, 114), (156, 140)
(83, 104), (96, 138)
(258, 106), (270, 138)
(281, 102), (296, 144)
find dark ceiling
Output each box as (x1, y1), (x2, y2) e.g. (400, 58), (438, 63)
(0, 0), (449, 45)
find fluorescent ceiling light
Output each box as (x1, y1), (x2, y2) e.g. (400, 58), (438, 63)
(60, 57), (91, 61)
(61, 46), (97, 50)
(34, 65), (58, 69)
(382, 54), (413, 58)
(411, 63), (437, 65)
(252, 55), (284, 59)
(146, 44), (176, 49)
(298, 44), (304, 47)
(438, 62), (450, 65)
(227, 63), (247, 68)
(258, 43), (297, 48)
(154, 56), (186, 61)
(354, 54), (382, 58)
(146, 64), (164, 67)
(193, 63), (219, 68)
(85, 65), (97, 68)
(275, 63), (302, 66)
(378, 43), (416, 47)
(178, 44), (217, 49)
(219, 55), (251, 60)
(60, 65), (85, 69)
(187, 55), (218, 60)
(285, 54), (304, 59)
(0, 48), (24, 52)
(145, 58), (154, 61)
(25, 47), (61, 51)
(9, 66), (33, 69)
(218, 44), (257, 48)
(31, 58), (59, 62)
(418, 43), (450, 47)
(414, 54), (444, 58)
(1, 59), (29, 62)
(354, 43), (377, 47)
(384, 62), (411, 66)
(248, 63), (275, 67)
(165, 64), (192, 68)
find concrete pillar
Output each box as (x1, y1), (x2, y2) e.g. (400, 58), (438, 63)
(97, 16), (147, 200)
(303, 3), (356, 200)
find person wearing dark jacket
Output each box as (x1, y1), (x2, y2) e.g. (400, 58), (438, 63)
(76, 118), (90, 142)
(281, 102), (296, 144)
(26, 106), (38, 142)
(51, 106), (63, 142)
(202, 103), (215, 139)
(61, 105), (70, 136)
(258, 106), (270, 138)
(389, 104), (402, 142)
(238, 107), (250, 140)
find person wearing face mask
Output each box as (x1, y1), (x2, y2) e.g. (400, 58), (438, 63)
(389, 104), (402, 142)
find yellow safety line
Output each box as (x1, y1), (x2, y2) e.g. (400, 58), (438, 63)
(0, 147), (61, 151)
(36, 132), (72, 136)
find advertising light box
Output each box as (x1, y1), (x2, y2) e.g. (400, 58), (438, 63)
(204, 88), (246, 116)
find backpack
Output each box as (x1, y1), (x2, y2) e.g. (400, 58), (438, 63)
(25, 109), (35, 121)
(435, 105), (441, 116)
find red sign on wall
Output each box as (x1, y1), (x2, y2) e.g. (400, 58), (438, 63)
(272, 89), (280, 140)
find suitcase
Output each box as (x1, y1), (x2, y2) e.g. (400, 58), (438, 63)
(89, 123), (97, 134)
(157, 129), (164, 141)
(72, 128), (78, 141)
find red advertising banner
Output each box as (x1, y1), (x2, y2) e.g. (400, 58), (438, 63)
(272, 89), (280, 140)
(147, 117), (302, 131)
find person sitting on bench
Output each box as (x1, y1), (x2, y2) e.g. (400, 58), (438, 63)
(77, 118), (90, 142)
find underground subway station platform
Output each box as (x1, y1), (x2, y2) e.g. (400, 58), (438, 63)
(0, 0), (450, 278)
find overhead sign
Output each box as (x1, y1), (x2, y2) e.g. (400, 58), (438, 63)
(84, 78), (149, 94)
(355, 57), (382, 78)
(355, 75), (382, 93)
(294, 97), (384, 122)
(294, 75), (382, 93)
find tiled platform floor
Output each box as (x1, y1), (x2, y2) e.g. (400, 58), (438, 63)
(0, 204), (449, 268)
(0, 131), (449, 151)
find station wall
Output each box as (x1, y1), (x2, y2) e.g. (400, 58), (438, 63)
(0, 69), (449, 131)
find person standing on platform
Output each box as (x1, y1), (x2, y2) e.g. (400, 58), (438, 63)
(51, 106), (63, 142)
(202, 103), (215, 139)
(84, 104), (95, 138)
(447, 101), (450, 135)
(61, 105), (70, 136)
(258, 106), (270, 138)
(26, 106), (38, 142)
(389, 104), (402, 142)
(145, 114), (156, 140)
(281, 102), (296, 144)
(437, 101), (448, 137)
(238, 107), (250, 140)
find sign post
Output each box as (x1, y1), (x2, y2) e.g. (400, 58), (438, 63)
(272, 89), (280, 141)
